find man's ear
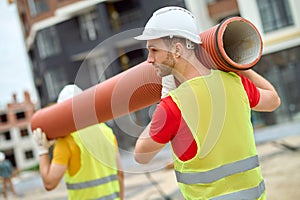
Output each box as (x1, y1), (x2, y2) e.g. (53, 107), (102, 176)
(175, 43), (184, 58)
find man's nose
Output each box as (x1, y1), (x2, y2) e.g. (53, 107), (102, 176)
(147, 53), (154, 63)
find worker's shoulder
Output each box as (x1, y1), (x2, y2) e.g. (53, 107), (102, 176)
(77, 123), (115, 138)
(56, 134), (75, 146)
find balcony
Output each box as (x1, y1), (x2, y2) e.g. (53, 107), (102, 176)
(109, 9), (143, 31)
(207, 0), (240, 21)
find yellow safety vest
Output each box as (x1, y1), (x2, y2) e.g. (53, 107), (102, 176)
(64, 123), (120, 200)
(169, 70), (266, 200)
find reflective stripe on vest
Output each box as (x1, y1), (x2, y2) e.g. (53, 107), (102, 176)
(66, 174), (117, 190)
(211, 180), (265, 200)
(95, 192), (119, 200)
(175, 155), (259, 184)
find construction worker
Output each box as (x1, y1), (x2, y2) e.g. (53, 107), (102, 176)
(0, 152), (18, 199)
(32, 84), (124, 200)
(134, 6), (280, 200)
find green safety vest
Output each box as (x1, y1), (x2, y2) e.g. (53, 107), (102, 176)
(64, 123), (120, 200)
(169, 70), (266, 200)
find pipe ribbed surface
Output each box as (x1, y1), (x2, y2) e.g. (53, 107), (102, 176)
(30, 62), (162, 139)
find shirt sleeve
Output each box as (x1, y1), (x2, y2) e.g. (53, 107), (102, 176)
(149, 96), (181, 143)
(240, 75), (260, 108)
(52, 137), (71, 166)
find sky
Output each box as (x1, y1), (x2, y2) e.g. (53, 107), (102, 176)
(0, 0), (38, 108)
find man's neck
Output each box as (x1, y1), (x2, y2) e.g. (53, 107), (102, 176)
(174, 56), (211, 83)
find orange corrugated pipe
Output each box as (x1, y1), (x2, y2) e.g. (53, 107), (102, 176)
(30, 62), (162, 139)
(199, 16), (263, 72)
(30, 16), (263, 139)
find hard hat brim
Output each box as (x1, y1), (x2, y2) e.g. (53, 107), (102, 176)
(134, 29), (202, 44)
(134, 34), (161, 41)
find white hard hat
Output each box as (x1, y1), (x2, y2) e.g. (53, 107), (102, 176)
(57, 84), (83, 103)
(0, 152), (5, 162)
(135, 6), (201, 44)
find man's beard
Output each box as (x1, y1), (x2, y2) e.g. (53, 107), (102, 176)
(155, 52), (174, 77)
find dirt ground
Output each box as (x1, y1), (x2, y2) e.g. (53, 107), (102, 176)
(257, 134), (300, 200)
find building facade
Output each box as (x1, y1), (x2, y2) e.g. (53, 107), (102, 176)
(0, 92), (39, 170)
(16, 0), (186, 106)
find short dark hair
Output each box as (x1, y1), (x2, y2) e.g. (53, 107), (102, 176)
(161, 36), (200, 53)
(161, 36), (185, 47)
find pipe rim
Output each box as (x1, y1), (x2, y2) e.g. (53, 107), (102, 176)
(215, 16), (263, 71)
